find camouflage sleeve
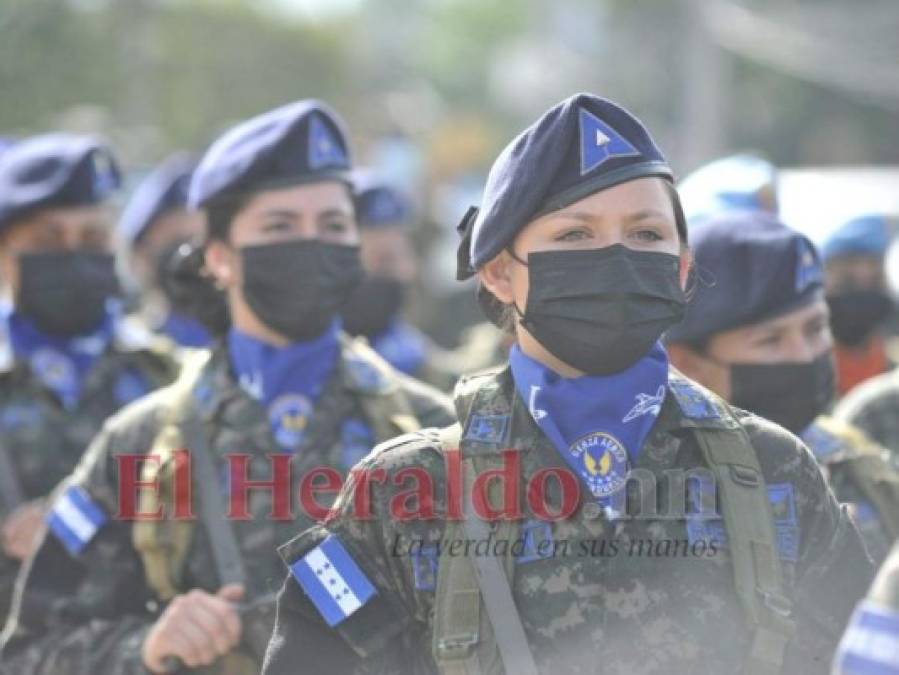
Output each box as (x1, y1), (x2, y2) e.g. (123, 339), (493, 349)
(741, 413), (876, 652)
(834, 372), (899, 461)
(264, 431), (448, 675)
(2, 392), (168, 675)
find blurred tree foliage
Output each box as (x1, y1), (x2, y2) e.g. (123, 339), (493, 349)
(0, 0), (896, 172)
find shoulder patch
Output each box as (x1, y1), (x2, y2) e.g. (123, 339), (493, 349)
(46, 485), (108, 556)
(463, 413), (510, 445)
(668, 378), (720, 420)
(289, 534), (377, 627)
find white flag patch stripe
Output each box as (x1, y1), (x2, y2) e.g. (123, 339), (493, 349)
(52, 492), (100, 544)
(304, 547), (363, 618)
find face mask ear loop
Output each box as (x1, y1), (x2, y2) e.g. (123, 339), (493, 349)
(502, 246), (531, 321)
(505, 246), (529, 267)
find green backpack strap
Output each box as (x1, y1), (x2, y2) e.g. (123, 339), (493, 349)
(432, 368), (537, 675)
(432, 424), (534, 675)
(340, 335), (422, 443)
(689, 397), (797, 675)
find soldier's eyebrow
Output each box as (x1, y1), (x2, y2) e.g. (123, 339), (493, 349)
(624, 208), (671, 224)
(553, 208), (671, 224)
(316, 207), (353, 221)
(260, 208), (301, 221)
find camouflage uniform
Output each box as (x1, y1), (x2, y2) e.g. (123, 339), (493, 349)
(834, 368), (899, 467)
(0, 319), (178, 620)
(801, 416), (899, 565)
(264, 366), (873, 675)
(1, 336), (453, 674)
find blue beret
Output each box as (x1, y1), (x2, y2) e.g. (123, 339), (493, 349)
(459, 93), (674, 277)
(189, 100), (351, 208)
(0, 133), (121, 234)
(678, 153), (777, 223)
(821, 214), (889, 262)
(351, 170), (413, 228)
(666, 211), (824, 345)
(119, 153), (195, 248)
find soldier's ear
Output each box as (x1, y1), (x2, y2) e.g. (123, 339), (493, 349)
(204, 240), (237, 289)
(478, 251), (515, 304)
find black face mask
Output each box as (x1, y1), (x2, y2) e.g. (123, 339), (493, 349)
(827, 289), (893, 347)
(17, 251), (120, 337)
(341, 276), (406, 339)
(515, 244), (687, 375)
(155, 239), (197, 314)
(728, 352), (835, 434)
(241, 240), (364, 342)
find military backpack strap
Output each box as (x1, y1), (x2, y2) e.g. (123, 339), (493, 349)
(689, 399), (796, 675)
(342, 335), (422, 442)
(432, 424), (535, 675)
(0, 435), (25, 514)
(134, 351), (246, 599)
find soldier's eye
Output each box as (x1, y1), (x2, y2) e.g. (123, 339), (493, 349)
(555, 229), (590, 242)
(633, 229), (663, 242)
(322, 220), (348, 234)
(262, 221), (293, 233)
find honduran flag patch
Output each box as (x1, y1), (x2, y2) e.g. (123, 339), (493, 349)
(289, 534), (376, 627)
(834, 601), (899, 674)
(46, 485), (108, 556)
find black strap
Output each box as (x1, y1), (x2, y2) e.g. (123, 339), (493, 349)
(0, 436), (25, 513)
(181, 415), (246, 587)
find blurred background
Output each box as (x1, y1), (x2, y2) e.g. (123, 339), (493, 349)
(1, 0), (898, 344)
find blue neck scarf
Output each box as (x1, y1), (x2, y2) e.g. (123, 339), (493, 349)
(6, 309), (116, 409)
(227, 321), (340, 452)
(371, 319), (427, 376)
(509, 342), (668, 511)
(160, 311), (211, 348)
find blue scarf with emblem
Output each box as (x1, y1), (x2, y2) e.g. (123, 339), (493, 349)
(509, 342), (668, 513)
(6, 309), (116, 410)
(228, 321), (341, 452)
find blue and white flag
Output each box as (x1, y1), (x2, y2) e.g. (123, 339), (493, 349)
(46, 485), (108, 556)
(289, 535), (376, 627)
(834, 601), (899, 674)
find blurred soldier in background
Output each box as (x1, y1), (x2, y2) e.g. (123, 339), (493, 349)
(677, 153), (779, 224)
(0, 134), (179, 620)
(1, 100), (453, 674)
(835, 365), (899, 467)
(820, 214), (895, 397)
(118, 153), (211, 348)
(667, 211), (899, 564)
(341, 170), (457, 389)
